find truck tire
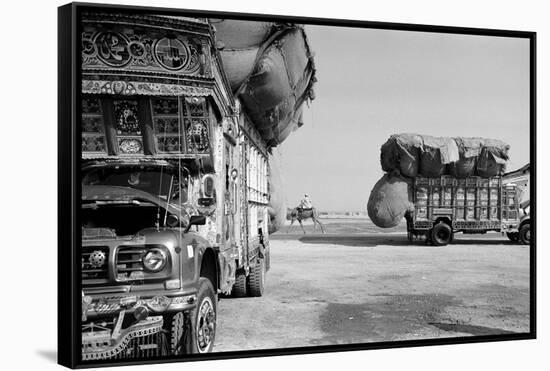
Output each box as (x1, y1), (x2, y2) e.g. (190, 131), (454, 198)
(186, 277), (217, 353)
(519, 223), (530, 245)
(507, 232), (519, 242)
(431, 222), (452, 246)
(165, 312), (186, 355)
(231, 271), (247, 297)
(247, 258), (265, 297)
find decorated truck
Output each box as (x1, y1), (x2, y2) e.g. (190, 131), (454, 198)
(79, 13), (316, 360)
(369, 134), (531, 246)
(406, 176), (530, 245)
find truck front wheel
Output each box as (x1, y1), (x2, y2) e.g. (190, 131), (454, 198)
(187, 278), (217, 353)
(519, 223), (530, 245)
(431, 222), (452, 246)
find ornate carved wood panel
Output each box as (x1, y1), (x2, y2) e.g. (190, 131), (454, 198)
(82, 31), (204, 77)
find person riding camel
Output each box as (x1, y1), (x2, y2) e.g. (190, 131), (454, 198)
(299, 194), (313, 211)
(290, 194), (325, 234)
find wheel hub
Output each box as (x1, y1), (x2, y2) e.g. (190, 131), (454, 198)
(196, 297), (215, 352)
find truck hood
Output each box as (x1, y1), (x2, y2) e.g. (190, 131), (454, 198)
(82, 185), (179, 213)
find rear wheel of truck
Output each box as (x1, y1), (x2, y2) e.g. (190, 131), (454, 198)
(247, 258), (265, 297)
(431, 222), (452, 246)
(519, 223), (530, 245)
(187, 277), (217, 353)
(507, 232), (519, 242)
(232, 271), (248, 297)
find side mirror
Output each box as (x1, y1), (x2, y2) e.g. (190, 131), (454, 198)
(185, 215), (207, 233)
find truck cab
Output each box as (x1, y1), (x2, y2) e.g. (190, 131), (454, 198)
(506, 199), (531, 245)
(81, 160), (219, 358)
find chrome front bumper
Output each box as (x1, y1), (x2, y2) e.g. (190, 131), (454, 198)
(82, 292), (197, 320)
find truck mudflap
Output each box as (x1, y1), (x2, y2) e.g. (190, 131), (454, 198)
(82, 314), (167, 361)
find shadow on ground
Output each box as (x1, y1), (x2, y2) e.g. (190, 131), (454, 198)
(292, 235), (515, 247)
(310, 295), (519, 345)
(311, 294), (458, 344)
(428, 322), (518, 335)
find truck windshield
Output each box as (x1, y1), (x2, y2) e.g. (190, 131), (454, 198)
(82, 166), (177, 200)
(82, 201), (165, 237)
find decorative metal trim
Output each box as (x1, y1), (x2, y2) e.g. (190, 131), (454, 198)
(82, 80), (213, 97)
(82, 316), (164, 361)
(82, 153), (211, 160)
(81, 13), (211, 36)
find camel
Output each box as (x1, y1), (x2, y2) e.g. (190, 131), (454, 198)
(287, 207), (325, 234)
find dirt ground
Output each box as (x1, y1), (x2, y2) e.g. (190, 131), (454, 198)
(214, 218), (530, 352)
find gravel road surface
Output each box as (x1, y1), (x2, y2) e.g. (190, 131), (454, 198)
(214, 219), (530, 352)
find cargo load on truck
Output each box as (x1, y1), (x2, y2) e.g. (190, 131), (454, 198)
(369, 133), (510, 228)
(367, 173), (414, 228)
(213, 20), (316, 146)
(379, 134), (509, 178)
(211, 20), (277, 89)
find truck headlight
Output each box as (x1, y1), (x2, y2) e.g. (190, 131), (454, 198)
(142, 248), (167, 272)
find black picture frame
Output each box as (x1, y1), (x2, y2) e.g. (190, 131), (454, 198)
(58, 2), (536, 368)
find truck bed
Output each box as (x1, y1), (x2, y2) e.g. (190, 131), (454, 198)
(412, 176), (518, 231)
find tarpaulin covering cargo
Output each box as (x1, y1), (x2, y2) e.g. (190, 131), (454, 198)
(213, 20), (316, 146)
(367, 173), (414, 228)
(380, 133), (422, 178)
(379, 134), (509, 178)
(448, 137), (484, 177)
(476, 138), (510, 177)
(211, 20), (276, 89)
(239, 27), (315, 146)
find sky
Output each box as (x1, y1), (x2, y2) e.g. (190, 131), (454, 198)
(278, 25), (530, 212)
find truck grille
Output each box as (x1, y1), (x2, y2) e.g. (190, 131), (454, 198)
(82, 246), (109, 280)
(116, 247), (146, 275)
(82, 245), (169, 283)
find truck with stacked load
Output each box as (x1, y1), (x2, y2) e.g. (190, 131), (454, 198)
(368, 134), (531, 246)
(79, 13), (316, 360)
